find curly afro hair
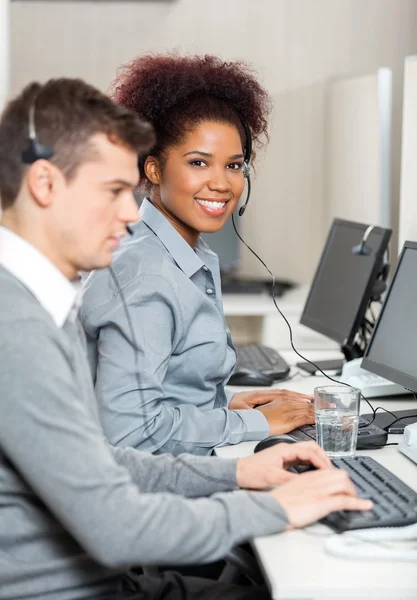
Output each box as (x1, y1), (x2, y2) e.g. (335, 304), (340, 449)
(109, 53), (271, 191)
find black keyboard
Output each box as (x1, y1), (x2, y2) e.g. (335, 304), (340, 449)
(221, 280), (265, 294)
(296, 455), (417, 532)
(289, 417), (388, 450)
(233, 344), (291, 380)
(221, 277), (295, 297)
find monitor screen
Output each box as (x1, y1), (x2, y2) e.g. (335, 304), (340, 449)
(362, 241), (417, 392)
(300, 219), (391, 347)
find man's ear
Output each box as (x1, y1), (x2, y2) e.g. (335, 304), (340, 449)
(26, 160), (60, 207)
(144, 156), (161, 185)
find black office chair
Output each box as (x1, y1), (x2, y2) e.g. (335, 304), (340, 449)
(142, 547), (264, 586)
(219, 547), (264, 586)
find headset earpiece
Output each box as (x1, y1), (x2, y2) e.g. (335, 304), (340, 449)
(22, 139), (54, 164)
(352, 241), (372, 256)
(352, 225), (374, 256)
(21, 100), (54, 164)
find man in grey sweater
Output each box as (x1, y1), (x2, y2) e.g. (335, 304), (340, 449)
(0, 78), (371, 600)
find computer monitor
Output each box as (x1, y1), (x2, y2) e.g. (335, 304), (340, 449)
(362, 241), (417, 391)
(361, 241), (417, 432)
(300, 218), (391, 362)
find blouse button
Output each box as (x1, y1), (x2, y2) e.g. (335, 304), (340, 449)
(206, 288), (214, 295)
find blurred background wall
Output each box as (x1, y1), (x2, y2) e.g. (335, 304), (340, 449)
(8, 0), (417, 283)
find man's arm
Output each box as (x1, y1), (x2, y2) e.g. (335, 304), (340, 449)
(0, 319), (287, 568)
(81, 272), (269, 455)
(112, 446), (240, 497)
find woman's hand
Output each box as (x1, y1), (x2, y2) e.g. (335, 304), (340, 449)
(229, 388), (312, 410)
(256, 399), (315, 435)
(236, 441), (332, 489)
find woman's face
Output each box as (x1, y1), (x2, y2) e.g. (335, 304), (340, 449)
(146, 120), (246, 246)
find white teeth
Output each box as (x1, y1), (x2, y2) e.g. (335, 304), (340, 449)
(196, 199), (226, 210)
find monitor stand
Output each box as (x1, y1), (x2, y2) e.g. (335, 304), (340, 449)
(297, 284), (388, 378)
(296, 320), (372, 377)
(362, 405), (417, 434)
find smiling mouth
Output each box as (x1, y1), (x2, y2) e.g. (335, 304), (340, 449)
(195, 198), (229, 210)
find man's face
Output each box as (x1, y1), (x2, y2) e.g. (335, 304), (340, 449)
(55, 133), (139, 275)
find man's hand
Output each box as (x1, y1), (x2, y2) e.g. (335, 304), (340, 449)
(255, 399), (315, 435)
(236, 441), (332, 489)
(229, 388), (312, 411)
(270, 469), (373, 529)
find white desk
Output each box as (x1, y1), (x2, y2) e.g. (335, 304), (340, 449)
(219, 373), (417, 599)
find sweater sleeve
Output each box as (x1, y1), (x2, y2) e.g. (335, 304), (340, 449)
(112, 445), (241, 497)
(0, 319), (288, 569)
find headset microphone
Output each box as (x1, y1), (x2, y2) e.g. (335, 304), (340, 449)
(126, 225), (134, 236)
(237, 115), (253, 217)
(352, 225), (374, 256)
(21, 100), (54, 164)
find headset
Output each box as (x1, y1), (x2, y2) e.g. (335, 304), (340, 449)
(237, 114), (253, 217)
(21, 98), (54, 164)
(351, 224), (390, 300)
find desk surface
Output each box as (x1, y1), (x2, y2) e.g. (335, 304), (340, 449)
(220, 373), (417, 599)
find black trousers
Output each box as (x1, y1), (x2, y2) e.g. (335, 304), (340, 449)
(115, 570), (272, 600)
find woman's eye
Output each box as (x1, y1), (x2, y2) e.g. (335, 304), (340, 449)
(228, 162), (244, 170)
(189, 160), (207, 167)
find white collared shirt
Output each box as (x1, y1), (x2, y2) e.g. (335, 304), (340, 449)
(0, 226), (82, 327)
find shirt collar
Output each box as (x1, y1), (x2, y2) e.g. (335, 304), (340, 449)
(0, 226), (83, 327)
(140, 198), (206, 278)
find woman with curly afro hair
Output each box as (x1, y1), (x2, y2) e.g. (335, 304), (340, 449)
(81, 53), (314, 456)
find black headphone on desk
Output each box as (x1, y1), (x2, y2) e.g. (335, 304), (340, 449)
(352, 224), (390, 300)
(352, 225), (374, 257)
(237, 114), (253, 217)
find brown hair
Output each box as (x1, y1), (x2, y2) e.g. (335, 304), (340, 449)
(0, 78), (155, 209)
(110, 53), (271, 193)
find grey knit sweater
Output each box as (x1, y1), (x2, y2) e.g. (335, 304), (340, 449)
(0, 266), (288, 599)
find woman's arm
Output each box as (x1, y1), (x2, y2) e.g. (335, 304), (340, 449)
(81, 272), (269, 455)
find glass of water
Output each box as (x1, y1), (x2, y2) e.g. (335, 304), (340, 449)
(314, 385), (360, 458)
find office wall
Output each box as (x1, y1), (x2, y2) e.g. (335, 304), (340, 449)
(324, 70), (392, 229)
(326, 73), (382, 225)
(0, 0), (9, 111)
(9, 0), (417, 282)
(398, 57), (417, 252)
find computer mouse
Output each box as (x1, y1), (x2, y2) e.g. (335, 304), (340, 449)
(254, 435), (317, 473)
(254, 434), (297, 453)
(228, 369), (274, 387)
